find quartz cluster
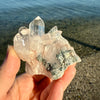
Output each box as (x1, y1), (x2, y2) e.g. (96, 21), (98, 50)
(14, 16), (81, 80)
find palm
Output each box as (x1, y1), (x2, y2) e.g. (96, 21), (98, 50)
(6, 74), (62, 100)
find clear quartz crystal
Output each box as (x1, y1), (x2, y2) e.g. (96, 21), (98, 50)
(29, 16), (45, 36)
(18, 26), (28, 36)
(48, 26), (58, 34)
(14, 16), (81, 80)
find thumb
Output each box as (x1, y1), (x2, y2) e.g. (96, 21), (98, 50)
(0, 46), (20, 96)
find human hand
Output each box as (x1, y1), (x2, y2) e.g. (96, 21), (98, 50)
(0, 46), (76, 100)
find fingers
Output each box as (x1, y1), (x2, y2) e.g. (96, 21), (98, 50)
(32, 76), (51, 100)
(41, 64), (76, 100)
(41, 79), (63, 100)
(33, 75), (46, 82)
(35, 76), (51, 91)
(57, 63), (76, 90)
(7, 74), (34, 100)
(0, 46), (20, 96)
(47, 81), (64, 100)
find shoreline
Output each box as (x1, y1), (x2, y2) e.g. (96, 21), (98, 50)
(0, 16), (100, 99)
(0, 16), (100, 61)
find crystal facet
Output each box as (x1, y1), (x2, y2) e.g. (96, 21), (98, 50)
(29, 16), (45, 36)
(18, 26), (28, 36)
(48, 26), (58, 34)
(14, 16), (81, 80)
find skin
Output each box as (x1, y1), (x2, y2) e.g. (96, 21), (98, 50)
(0, 46), (76, 100)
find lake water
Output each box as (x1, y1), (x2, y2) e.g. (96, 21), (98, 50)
(0, 0), (100, 35)
(0, 0), (100, 21)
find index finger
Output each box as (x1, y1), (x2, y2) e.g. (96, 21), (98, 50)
(0, 46), (20, 95)
(55, 63), (76, 90)
(40, 64), (76, 100)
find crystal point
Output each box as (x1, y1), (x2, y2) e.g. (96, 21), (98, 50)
(29, 16), (45, 36)
(48, 26), (58, 34)
(35, 16), (41, 20)
(18, 26), (28, 36)
(14, 17), (81, 80)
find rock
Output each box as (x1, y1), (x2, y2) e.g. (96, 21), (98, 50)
(13, 16), (81, 80)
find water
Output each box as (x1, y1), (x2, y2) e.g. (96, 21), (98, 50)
(0, 0), (100, 71)
(0, 0), (100, 21)
(0, 0), (100, 35)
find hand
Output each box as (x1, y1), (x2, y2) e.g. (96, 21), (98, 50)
(0, 46), (76, 100)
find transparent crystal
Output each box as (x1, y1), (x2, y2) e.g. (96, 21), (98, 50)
(14, 16), (81, 80)
(29, 16), (45, 36)
(48, 26), (58, 34)
(18, 26), (28, 36)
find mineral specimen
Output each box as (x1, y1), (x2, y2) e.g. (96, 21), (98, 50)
(13, 16), (81, 80)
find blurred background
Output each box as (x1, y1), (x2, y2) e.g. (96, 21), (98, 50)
(0, 0), (100, 99)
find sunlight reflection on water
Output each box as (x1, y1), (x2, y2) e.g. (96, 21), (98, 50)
(0, 0), (100, 21)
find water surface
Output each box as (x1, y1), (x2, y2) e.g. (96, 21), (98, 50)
(0, 0), (100, 20)
(0, 0), (100, 35)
